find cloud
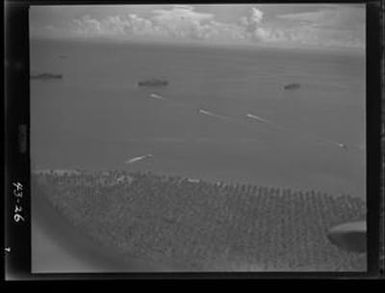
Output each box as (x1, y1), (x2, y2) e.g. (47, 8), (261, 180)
(69, 6), (246, 43)
(203, 21), (247, 41)
(250, 8), (264, 24)
(70, 13), (163, 39)
(239, 8), (263, 28)
(32, 5), (364, 50)
(150, 5), (216, 40)
(274, 6), (365, 49)
(238, 8), (272, 42)
(72, 15), (103, 36)
(276, 5), (364, 30)
(152, 5), (214, 23)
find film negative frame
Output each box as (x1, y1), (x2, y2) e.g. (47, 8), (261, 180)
(3, 0), (384, 280)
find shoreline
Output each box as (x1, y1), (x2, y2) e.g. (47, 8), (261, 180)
(32, 168), (366, 200)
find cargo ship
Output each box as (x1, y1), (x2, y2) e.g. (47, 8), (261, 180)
(283, 83), (301, 90)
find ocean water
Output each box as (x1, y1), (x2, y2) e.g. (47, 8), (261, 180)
(31, 39), (366, 198)
(30, 39), (366, 273)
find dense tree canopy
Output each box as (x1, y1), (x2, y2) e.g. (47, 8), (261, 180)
(33, 170), (366, 271)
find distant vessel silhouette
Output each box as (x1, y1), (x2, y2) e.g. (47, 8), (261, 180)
(138, 78), (169, 87)
(30, 73), (63, 80)
(283, 83), (301, 90)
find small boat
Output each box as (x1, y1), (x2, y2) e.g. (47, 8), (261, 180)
(138, 78), (169, 87)
(283, 83), (301, 90)
(337, 143), (348, 150)
(149, 93), (166, 101)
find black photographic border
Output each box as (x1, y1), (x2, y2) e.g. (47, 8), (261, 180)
(3, 0), (383, 280)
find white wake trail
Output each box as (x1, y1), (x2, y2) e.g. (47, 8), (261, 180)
(125, 154), (153, 164)
(149, 93), (166, 101)
(246, 113), (351, 151)
(198, 108), (229, 120)
(245, 112), (283, 131)
(246, 113), (271, 124)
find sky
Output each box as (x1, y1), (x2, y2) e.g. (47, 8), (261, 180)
(30, 4), (365, 51)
